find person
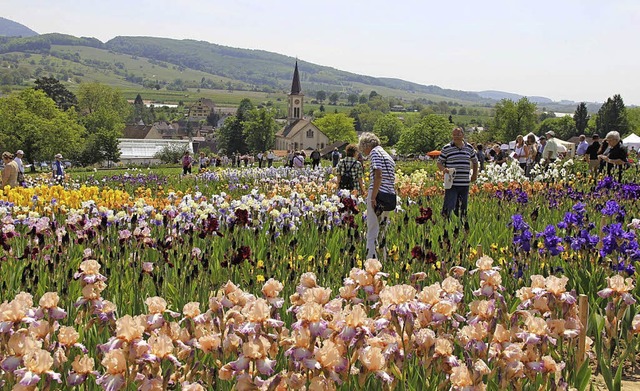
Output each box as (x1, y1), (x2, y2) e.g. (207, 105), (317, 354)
(52, 153), (65, 183)
(358, 132), (395, 260)
(286, 150), (295, 167)
(492, 144), (507, 165)
(576, 134), (589, 157)
(257, 151), (264, 168)
(198, 152), (207, 172)
(536, 136), (546, 165)
(292, 151), (305, 169)
(525, 134), (538, 176)
(331, 148), (341, 168)
(2, 152), (19, 188)
(336, 144), (365, 194)
(14, 149), (25, 186)
(310, 149), (321, 169)
(476, 144), (486, 172)
(267, 150), (275, 167)
(437, 127), (478, 218)
(542, 131), (558, 165)
(513, 135), (529, 171)
(182, 151), (193, 175)
(598, 131), (628, 182)
(585, 134), (601, 178)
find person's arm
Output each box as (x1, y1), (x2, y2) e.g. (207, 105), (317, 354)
(371, 168), (382, 209)
(2, 167), (9, 186)
(471, 161), (478, 182)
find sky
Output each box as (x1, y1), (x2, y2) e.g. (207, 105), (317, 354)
(2, 0), (639, 105)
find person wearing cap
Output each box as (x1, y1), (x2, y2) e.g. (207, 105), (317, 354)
(542, 131), (558, 164)
(585, 134), (601, 178)
(2, 152), (19, 188)
(53, 153), (65, 182)
(14, 150), (25, 186)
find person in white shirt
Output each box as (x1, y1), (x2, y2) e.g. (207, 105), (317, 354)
(267, 150), (276, 167)
(14, 150), (25, 186)
(542, 131), (559, 164)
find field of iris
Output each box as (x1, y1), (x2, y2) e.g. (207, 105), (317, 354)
(1, 160), (640, 390)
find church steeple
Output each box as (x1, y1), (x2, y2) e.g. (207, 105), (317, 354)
(291, 61), (301, 94)
(288, 61), (304, 124)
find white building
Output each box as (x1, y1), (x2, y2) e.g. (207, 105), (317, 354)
(118, 139), (193, 165)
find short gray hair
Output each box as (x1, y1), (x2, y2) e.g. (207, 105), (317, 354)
(358, 132), (380, 152)
(605, 131), (620, 142)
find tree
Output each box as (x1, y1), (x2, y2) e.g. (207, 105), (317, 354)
(329, 92), (340, 105)
(76, 83), (130, 165)
(537, 116), (576, 140)
(358, 95), (368, 104)
(34, 76), (77, 111)
(0, 89), (85, 170)
(217, 116), (248, 154)
(313, 113), (357, 143)
(373, 114), (404, 146)
(396, 114), (452, 155)
(131, 93), (154, 125)
(154, 144), (189, 164)
(627, 107), (640, 134)
(236, 98), (254, 121)
(492, 98), (537, 141)
(243, 108), (278, 152)
(596, 94), (630, 136)
(573, 102), (589, 135)
(347, 94), (358, 106)
(315, 91), (326, 102)
(369, 91), (379, 100)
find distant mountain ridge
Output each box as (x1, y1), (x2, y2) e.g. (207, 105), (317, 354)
(0, 17), (38, 37)
(476, 90), (554, 104)
(0, 18), (588, 111)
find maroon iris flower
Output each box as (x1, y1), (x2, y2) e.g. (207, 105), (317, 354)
(416, 207), (433, 224)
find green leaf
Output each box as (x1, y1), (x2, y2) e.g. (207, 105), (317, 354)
(576, 359), (592, 391)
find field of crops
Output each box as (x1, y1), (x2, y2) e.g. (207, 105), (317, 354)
(1, 160), (640, 390)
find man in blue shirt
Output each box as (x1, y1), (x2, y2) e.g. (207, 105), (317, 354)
(53, 153), (65, 183)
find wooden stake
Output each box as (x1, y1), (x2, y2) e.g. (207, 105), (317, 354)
(577, 294), (588, 367)
(476, 244), (483, 259)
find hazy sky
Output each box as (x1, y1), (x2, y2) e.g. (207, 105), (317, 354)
(2, 0), (639, 104)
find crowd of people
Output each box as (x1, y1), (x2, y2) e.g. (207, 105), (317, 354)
(3, 128), (637, 261)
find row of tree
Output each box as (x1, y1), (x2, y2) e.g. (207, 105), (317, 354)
(487, 95), (636, 143)
(0, 77), (129, 170)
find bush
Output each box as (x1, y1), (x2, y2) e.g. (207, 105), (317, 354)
(154, 144), (189, 164)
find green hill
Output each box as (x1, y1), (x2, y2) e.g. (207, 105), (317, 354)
(0, 17), (38, 37)
(0, 32), (580, 112)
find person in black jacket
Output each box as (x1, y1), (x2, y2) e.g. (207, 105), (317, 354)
(585, 134), (601, 178)
(598, 131), (628, 182)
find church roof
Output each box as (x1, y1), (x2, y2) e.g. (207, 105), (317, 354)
(277, 119), (304, 138)
(290, 61), (301, 95)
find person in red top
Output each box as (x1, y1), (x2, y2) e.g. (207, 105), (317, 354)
(182, 151), (193, 175)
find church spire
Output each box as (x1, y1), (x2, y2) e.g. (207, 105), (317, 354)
(290, 61), (301, 95)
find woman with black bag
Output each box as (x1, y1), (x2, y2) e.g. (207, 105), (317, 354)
(358, 132), (396, 261)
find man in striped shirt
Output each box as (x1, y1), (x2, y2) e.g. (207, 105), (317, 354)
(437, 127), (478, 218)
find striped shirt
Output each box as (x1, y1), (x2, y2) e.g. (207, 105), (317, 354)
(438, 142), (478, 187)
(369, 146), (395, 193)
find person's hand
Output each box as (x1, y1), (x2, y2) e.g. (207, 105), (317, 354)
(371, 197), (377, 210)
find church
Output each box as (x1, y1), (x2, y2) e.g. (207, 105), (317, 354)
(274, 62), (330, 152)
